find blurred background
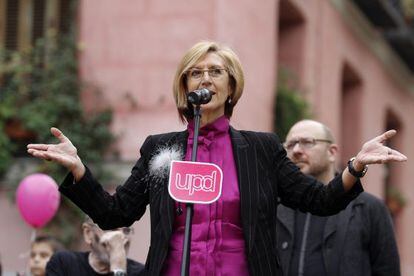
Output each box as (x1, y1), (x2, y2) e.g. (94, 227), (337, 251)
(0, 0), (413, 274)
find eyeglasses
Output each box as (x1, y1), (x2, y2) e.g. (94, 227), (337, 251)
(283, 137), (332, 151)
(186, 68), (228, 80)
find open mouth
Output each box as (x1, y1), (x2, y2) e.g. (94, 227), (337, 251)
(197, 89), (216, 96)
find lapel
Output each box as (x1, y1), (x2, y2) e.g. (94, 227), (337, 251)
(159, 130), (188, 241)
(324, 199), (358, 275)
(276, 201), (357, 275)
(277, 204), (295, 238)
(323, 214), (339, 242)
(230, 127), (259, 253)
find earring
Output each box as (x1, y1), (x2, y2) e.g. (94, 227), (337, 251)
(176, 203), (183, 216)
(227, 98), (232, 104)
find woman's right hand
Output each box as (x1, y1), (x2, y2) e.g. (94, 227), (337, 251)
(27, 127), (86, 181)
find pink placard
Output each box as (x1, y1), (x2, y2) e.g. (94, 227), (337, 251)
(168, 160), (223, 204)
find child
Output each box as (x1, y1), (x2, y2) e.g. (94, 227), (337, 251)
(29, 235), (63, 276)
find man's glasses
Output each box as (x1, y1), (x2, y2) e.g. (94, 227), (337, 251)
(186, 68), (227, 80)
(283, 137), (332, 151)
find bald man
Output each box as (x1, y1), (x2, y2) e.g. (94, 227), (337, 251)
(276, 120), (400, 276)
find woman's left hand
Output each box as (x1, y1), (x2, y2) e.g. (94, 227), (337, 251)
(353, 130), (407, 169)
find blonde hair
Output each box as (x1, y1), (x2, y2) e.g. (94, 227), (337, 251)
(172, 41), (245, 122)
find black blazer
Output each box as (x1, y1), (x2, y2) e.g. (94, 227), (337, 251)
(277, 192), (400, 276)
(60, 127), (363, 276)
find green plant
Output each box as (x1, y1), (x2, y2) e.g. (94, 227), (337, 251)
(0, 34), (115, 246)
(1, 35), (115, 176)
(386, 186), (408, 208)
(273, 71), (311, 141)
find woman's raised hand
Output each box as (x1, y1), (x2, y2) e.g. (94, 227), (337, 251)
(27, 127), (85, 180)
(353, 130), (407, 169)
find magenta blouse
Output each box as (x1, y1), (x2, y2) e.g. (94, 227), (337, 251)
(161, 116), (250, 275)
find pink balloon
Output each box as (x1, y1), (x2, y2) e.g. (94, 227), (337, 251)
(16, 173), (60, 228)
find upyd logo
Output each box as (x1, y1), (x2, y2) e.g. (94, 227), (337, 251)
(168, 160), (223, 204)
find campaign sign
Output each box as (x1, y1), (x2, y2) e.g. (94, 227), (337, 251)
(168, 160), (223, 204)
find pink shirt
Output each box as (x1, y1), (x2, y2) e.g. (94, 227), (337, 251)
(162, 116), (249, 275)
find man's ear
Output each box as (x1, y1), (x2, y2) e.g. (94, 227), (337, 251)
(82, 223), (93, 245)
(328, 143), (339, 163)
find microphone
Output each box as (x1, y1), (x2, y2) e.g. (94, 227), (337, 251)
(187, 88), (213, 105)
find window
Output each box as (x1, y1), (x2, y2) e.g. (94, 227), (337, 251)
(0, 0), (75, 51)
(5, 0), (19, 50)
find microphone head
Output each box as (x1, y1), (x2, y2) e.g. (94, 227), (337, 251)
(187, 88), (213, 105)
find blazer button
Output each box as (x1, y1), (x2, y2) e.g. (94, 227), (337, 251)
(282, 242), (289, 249)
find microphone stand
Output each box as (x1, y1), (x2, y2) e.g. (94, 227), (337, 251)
(180, 105), (201, 276)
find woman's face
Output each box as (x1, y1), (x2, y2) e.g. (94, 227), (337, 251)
(29, 242), (54, 276)
(186, 52), (231, 121)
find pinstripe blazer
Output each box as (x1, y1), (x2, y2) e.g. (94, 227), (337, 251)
(60, 127), (363, 276)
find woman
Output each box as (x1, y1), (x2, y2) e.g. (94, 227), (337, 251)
(27, 41), (406, 275)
